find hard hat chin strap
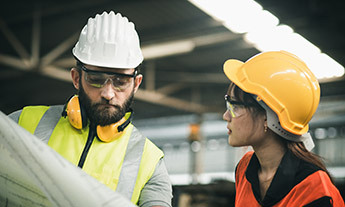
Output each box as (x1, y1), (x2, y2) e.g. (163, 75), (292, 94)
(299, 133), (315, 151)
(253, 95), (315, 151)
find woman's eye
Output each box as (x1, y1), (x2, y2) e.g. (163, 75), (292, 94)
(233, 104), (245, 112)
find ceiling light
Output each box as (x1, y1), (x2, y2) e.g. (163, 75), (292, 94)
(188, 0), (344, 80)
(142, 40), (195, 60)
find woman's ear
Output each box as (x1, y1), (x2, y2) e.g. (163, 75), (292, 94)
(264, 115), (268, 132)
(71, 68), (80, 90)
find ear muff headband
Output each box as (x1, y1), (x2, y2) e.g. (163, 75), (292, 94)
(97, 117), (126, 142)
(97, 109), (133, 142)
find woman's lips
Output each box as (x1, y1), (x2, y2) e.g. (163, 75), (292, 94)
(227, 128), (232, 135)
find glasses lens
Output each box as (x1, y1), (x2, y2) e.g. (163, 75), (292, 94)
(226, 101), (236, 117)
(225, 95), (248, 118)
(110, 75), (133, 90)
(83, 69), (134, 90)
(85, 72), (107, 88)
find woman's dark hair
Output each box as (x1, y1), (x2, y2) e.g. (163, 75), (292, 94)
(285, 140), (333, 183)
(229, 82), (265, 117)
(228, 82), (333, 183)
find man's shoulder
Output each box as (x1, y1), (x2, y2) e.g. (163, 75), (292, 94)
(9, 105), (63, 123)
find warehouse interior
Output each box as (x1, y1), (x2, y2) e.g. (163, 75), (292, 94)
(1, 0), (345, 206)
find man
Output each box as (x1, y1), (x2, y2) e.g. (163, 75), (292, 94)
(9, 11), (172, 207)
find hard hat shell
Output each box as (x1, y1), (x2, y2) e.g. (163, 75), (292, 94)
(72, 11), (143, 69)
(223, 51), (320, 135)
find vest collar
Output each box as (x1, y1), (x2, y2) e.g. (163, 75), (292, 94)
(245, 150), (316, 206)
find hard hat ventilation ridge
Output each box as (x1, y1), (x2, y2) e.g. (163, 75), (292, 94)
(72, 11), (143, 69)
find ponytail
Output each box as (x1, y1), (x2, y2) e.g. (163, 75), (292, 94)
(286, 141), (333, 183)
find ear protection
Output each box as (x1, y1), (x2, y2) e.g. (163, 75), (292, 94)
(62, 95), (132, 142)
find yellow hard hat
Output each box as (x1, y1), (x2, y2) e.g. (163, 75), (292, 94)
(223, 51), (320, 135)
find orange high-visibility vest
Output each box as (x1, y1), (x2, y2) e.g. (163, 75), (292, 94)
(235, 151), (345, 207)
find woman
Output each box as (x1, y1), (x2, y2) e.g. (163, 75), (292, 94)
(223, 51), (345, 206)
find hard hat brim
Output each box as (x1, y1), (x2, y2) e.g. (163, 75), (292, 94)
(223, 59), (244, 84)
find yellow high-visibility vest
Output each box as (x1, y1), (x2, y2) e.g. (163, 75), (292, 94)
(15, 105), (164, 204)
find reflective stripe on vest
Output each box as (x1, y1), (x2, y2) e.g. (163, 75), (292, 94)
(34, 105), (64, 144)
(116, 126), (145, 200)
(31, 105), (146, 201)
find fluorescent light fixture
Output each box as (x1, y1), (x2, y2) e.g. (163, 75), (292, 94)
(188, 0), (345, 79)
(244, 25), (321, 57)
(306, 53), (345, 79)
(142, 40), (195, 60)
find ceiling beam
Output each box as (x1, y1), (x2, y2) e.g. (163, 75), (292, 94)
(0, 20), (232, 114)
(156, 83), (188, 95)
(0, 54), (30, 70)
(0, 18), (30, 66)
(157, 71), (229, 84)
(41, 32), (79, 67)
(135, 90), (207, 114)
(145, 61), (156, 91)
(31, 8), (41, 68)
(37, 65), (207, 114)
(41, 65), (71, 82)
(38, 31), (240, 70)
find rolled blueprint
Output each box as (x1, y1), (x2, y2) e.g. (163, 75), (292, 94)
(0, 111), (136, 207)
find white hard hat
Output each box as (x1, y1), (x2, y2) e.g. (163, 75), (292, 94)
(72, 11), (143, 69)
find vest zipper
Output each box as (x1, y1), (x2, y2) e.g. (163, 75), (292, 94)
(78, 123), (96, 168)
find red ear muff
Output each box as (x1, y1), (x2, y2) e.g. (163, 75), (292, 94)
(66, 95), (84, 129)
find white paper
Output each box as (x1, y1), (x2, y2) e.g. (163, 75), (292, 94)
(0, 111), (136, 207)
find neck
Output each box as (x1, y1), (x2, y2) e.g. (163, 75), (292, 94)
(254, 133), (287, 200)
(253, 133), (287, 174)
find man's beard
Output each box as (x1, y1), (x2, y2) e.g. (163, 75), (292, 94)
(78, 83), (134, 126)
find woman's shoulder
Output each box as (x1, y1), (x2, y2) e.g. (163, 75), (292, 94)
(236, 151), (255, 172)
(242, 150), (254, 160)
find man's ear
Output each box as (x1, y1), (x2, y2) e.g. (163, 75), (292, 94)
(133, 74), (143, 93)
(71, 68), (80, 90)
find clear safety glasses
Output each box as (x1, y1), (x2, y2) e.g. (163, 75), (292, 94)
(80, 65), (137, 91)
(225, 95), (257, 118)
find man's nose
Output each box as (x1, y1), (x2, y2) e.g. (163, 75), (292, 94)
(100, 79), (116, 100)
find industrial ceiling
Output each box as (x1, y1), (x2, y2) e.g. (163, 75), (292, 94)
(1, 0), (345, 127)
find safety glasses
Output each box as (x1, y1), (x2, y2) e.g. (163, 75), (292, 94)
(225, 95), (257, 118)
(80, 65), (137, 91)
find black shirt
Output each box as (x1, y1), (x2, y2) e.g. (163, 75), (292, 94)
(244, 150), (332, 207)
